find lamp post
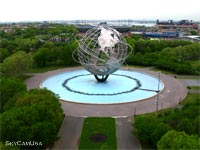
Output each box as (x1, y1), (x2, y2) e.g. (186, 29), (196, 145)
(156, 72), (160, 116)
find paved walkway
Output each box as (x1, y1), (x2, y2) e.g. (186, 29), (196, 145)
(188, 90), (200, 93)
(52, 116), (84, 150)
(24, 67), (192, 150)
(179, 79), (200, 87)
(52, 116), (141, 150)
(178, 78), (200, 94)
(116, 116), (141, 150)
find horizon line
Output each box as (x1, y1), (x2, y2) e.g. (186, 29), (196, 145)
(1, 19), (200, 23)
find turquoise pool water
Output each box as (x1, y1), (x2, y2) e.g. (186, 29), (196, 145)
(41, 69), (164, 104)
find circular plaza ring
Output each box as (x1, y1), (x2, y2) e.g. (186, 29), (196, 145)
(25, 67), (188, 116)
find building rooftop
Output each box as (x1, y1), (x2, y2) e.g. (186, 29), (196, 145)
(156, 19), (196, 26)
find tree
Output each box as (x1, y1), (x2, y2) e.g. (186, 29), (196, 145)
(190, 30), (198, 35)
(33, 48), (48, 67)
(125, 36), (135, 51)
(1, 39), (18, 51)
(0, 142), (19, 150)
(0, 48), (10, 63)
(193, 116), (200, 136)
(127, 52), (144, 65)
(0, 89), (64, 149)
(0, 77), (27, 113)
(133, 115), (160, 146)
(14, 38), (37, 52)
(157, 130), (200, 150)
(1, 51), (32, 78)
(177, 118), (194, 135)
(151, 123), (172, 147)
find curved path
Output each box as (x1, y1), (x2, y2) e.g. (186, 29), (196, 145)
(25, 67), (188, 117)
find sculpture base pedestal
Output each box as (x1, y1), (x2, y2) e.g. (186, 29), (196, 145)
(94, 75), (109, 82)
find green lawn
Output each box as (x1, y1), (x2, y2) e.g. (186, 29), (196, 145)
(27, 66), (66, 73)
(188, 60), (200, 68)
(141, 93), (199, 117)
(149, 67), (175, 75)
(78, 117), (117, 150)
(179, 93), (200, 105)
(187, 86), (200, 90)
(27, 65), (81, 73)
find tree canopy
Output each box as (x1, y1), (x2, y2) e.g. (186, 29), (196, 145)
(127, 40), (200, 75)
(133, 94), (200, 149)
(157, 130), (200, 150)
(1, 51), (32, 78)
(1, 23), (199, 75)
(0, 77), (27, 113)
(0, 89), (64, 149)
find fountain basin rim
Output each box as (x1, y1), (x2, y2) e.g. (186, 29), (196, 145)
(40, 69), (165, 104)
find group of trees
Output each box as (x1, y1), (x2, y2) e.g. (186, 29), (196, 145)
(157, 130), (199, 150)
(32, 41), (78, 67)
(0, 23), (199, 149)
(0, 24), (79, 149)
(133, 94), (200, 149)
(0, 77), (64, 149)
(0, 24), (78, 78)
(0, 51), (32, 79)
(125, 37), (200, 75)
(1, 23), (200, 77)
(0, 77), (27, 112)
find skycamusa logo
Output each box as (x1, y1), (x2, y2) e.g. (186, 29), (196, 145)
(5, 141), (43, 147)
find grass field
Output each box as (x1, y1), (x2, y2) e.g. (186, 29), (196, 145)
(142, 93), (199, 117)
(188, 60), (200, 68)
(149, 67), (175, 75)
(27, 66), (66, 73)
(187, 86), (200, 90)
(78, 117), (117, 150)
(179, 93), (199, 105)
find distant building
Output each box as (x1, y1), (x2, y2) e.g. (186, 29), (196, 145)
(76, 22), (131, 33)
(155, 19), (199, 33)
(143, 32), (179, 38)
(179, 35), (200, 42)
(99, 22), (107, 26)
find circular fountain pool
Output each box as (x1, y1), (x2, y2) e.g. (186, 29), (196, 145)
(41, 69), (164, 104)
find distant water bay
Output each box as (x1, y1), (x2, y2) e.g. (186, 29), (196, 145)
(63, 20), (155, 27)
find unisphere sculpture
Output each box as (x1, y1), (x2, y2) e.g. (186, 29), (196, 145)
(75, 25), (130, 82)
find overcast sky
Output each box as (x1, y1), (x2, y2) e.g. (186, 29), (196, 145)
(0, 0), (199, 22)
